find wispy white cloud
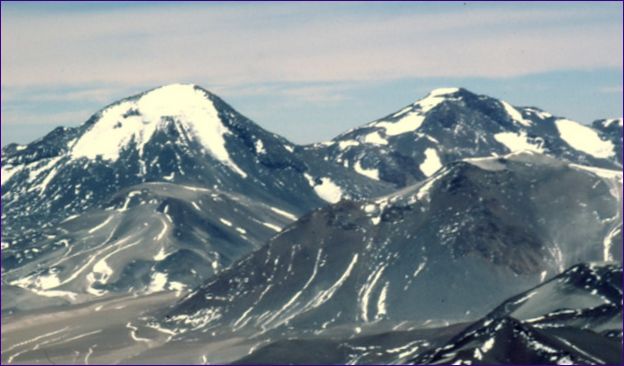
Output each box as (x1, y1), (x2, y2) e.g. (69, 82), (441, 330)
(2, 3), (621, 89)
(1, 2), (622, 146)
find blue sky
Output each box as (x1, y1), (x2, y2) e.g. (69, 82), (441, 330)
(1, 1), (622, 146)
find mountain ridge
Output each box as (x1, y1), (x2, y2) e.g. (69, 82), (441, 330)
(1, 83), (621, 364)
(1, 83), (391, 308)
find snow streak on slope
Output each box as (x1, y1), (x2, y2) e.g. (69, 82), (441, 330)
(501, 100), (532, 127)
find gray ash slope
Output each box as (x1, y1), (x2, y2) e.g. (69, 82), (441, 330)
(165, 152), (622, 336)
(1, 84), (622, 364)
(1, 183), (297, 312)
(1, 83), (391, 309)
(235, 263), (622, 365)
(309, 88), (622, 187)
(411, 263), (622, 365)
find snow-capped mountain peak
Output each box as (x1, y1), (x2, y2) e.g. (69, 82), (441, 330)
(369, 87), (464, 137)
(70, 83), (246, 176)
(312, 87), (621, 187)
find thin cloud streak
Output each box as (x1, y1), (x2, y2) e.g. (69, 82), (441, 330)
(1, 3), (621, 146)
(2, 3), (621, 89)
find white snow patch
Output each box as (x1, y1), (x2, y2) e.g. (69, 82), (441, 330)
(13, 272), (60, 290)
(70, 84), (247, 177)
(375, 282), (389, 320)
(363, 204), (377, 213)
(363, 131), (388, 145)
(512, 290), (538, 305)
(304, 173), (343, 203)
(354, 160), (380, 180)
(10, 273), (77, 300)
(88, 215), (114, 234)
(154, 247), (169, 261)
(169, 281), (187, 297)
(524, 107), (552, 120)
(555, 119), (614, 158)
(603, 118), (623, 128)
(254, 139), (266, 154)
(416, 88), (458, 113)
(91, 258), (114, 286)
(603, 226), (621, 262)
(262, 222), (282, 232)
(375, 112), (425, 136)
(413, 262), (426, 278)
(528, 339), (558, 353)
(163, 172), (175, 181)
(118, 191), (143, 212)
(420, 148), (442, 177)
(429, 87), (460, 96)
(126, 322), (151, 342)
(481, 337), (495, 353)
(314, 178), (343, 203)
(501, 100), (532, 126)
(338, 140), (359, 150)
(269, 206), (297, 220)
(494, 132), (544, 153)
(1, 166), (21, 186)
(219, 218), (233, 227)
(154, 219), (169, 241)
(147, 272), (168, 293)
(170, 308), (222, 330)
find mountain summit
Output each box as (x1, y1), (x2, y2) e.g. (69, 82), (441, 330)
(1, 83), (387, 230)
(310, 87), (621, 187)
(1, 83), (389, 307)
(71, 83), (248, 175)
